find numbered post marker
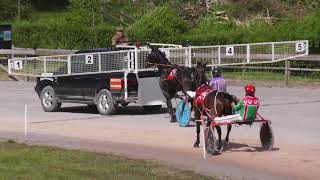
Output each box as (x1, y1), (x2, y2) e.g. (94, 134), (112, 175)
(295, 42), (305, 52)
(226, 46), (234, 56)
(85, 54), (94, 64)
(14, 60), (23, 70)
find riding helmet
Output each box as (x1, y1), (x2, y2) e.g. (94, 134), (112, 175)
(212, 69), (221, 77)
(245, 85), (256, 96)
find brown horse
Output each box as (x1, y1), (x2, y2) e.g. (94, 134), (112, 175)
(145, 47), (194, 122)
(192, 62), (235, 153)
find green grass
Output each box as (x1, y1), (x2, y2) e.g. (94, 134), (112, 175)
(207, 71), (320, 81)
(223, 71), (285, 81)
(0, 68), (11, 80)
(30, 10), (68, 23)
(0, 141), (214, 180)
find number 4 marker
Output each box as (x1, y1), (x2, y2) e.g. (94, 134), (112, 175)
(226, 46), (234, 56)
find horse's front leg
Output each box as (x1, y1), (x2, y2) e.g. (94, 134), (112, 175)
(215, 126), (223, 152)
(162, 91), (176, 122)
(225, 124), (232, 145)
(193, 106), (201, 148)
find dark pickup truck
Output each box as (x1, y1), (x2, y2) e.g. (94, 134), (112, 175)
(35, 70), (164, 115)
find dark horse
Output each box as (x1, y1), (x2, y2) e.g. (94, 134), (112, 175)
(145, 47), (194, 122)
(192, 62), (235, 153)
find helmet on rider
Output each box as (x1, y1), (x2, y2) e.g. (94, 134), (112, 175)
(245, 85), (255, 96)
(212, 69), (221, 78)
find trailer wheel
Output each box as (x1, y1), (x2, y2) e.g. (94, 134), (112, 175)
(260, 122), (274, 150)
(40, 86), (61, 112)
(96, 89), (116, 115)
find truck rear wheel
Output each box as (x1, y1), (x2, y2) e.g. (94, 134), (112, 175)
(96, 89), (116, 115)
(40, 86), (61, 112)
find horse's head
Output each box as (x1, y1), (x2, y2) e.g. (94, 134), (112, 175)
(174, 66), (194, 92)
(145, 47), (171, 68)
(193, 61), (208, 89)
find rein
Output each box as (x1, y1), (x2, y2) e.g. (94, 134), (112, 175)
(146, 62), (172, 67)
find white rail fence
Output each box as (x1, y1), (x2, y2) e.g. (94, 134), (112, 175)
(8, 40), (308, 77)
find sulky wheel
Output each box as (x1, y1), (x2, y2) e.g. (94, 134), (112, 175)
(260, 122), (274, 150)
(175, 100), (191, 127)
(204, 127), (218, 155)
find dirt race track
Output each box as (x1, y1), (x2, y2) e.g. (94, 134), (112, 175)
(0, 81), (320, 180)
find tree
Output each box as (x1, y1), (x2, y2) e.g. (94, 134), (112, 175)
(0, 0), (31, 21)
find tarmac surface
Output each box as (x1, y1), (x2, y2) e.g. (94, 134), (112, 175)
(1, 81), (320, 180)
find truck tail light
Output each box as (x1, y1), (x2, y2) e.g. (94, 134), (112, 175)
(110, 78), (122, 90)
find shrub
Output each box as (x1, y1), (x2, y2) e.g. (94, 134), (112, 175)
(126, 6), (188, 43)
(12, 20), (114, 49)
(0, 0), (32, 21)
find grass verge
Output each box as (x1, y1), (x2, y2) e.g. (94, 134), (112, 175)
(209, 71), (320, 82)
(0, 141), (214, 180)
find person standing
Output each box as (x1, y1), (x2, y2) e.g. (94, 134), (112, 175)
(112, 27), (129, 46)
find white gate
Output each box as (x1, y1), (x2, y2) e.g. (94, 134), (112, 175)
(8, 40), (308, 77)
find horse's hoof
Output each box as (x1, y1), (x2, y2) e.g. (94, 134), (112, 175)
(213, 150), (222, 155)
(170, 119), (177, 123)
(193, 142), (200, 148)
(170, 116), (177, 123)
(224, 140), (229, 146)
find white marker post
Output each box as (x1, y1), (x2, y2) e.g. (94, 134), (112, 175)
(202, 125), (206, 159)
(24, 104), (27, 136)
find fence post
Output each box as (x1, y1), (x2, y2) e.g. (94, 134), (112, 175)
(188, 46), (192, 68)
(285, 60), (290, 87)
(218, 46), (221, 65)
(134, 47), (138, 73)
(67, 55), (71, 75)
(272, 43), (275, 61)
(98, 54), (101, 72)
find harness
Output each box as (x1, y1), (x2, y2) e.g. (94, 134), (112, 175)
(165, 68), (177, 80)
(194, 85), (220, 121)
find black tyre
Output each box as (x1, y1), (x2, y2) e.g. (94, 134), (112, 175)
(143, 105), (162, 112)
(260, 123), (274, 150)
(96, 89), (116, 115)
(87, 104), (97, 111)
(40, 86), (61, 112)
(204, 127), (218, 155)
(120, 102), (130, 106)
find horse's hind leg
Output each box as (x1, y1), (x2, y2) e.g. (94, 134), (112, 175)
(193, 121), (201, 148)
(225, 124), (232, 145)
(215, 126), (223, 152)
